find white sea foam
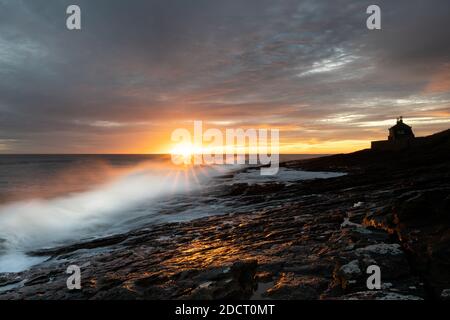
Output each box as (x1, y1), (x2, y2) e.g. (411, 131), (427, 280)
(0, 164), (218, 272)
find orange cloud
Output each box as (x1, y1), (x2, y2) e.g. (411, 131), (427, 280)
(425, 63), (450, 93)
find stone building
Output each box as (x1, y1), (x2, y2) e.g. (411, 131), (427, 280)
(371, 117), (416, 151)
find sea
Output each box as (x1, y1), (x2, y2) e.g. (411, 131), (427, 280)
(0, 154), (344, 273)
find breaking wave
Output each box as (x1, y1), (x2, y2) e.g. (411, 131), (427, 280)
(0, 163), (225, 272)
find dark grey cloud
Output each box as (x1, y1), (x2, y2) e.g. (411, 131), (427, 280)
(0, 0), (449, 152)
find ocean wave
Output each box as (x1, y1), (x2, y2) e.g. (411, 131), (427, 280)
(0, 163), (221, 272)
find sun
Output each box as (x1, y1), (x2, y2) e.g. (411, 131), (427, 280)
(171, 143), (194, 157)
(170, 143), (201, 165)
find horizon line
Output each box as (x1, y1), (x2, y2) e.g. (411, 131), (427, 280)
(0, 152), (335, 156)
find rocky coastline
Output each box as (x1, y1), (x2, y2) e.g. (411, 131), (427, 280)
(0, 130), (449, 300)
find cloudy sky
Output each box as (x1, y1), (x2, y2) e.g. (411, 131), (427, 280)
(0, 0), (449, 153)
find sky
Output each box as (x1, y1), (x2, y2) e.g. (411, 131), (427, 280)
(0, 0), (449, 154)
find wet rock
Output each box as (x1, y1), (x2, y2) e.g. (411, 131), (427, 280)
(265, 273), (327, 300)
(255, 271), (273, 282)
(339, 291), (423, 300)
(1, 131), (449, 300)
(181, 260), (258, 300)
(338, 260), (362, 287)
(440, 289), (450, 300)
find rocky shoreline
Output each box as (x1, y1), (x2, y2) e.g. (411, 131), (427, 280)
(0, 130), (449, 300)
